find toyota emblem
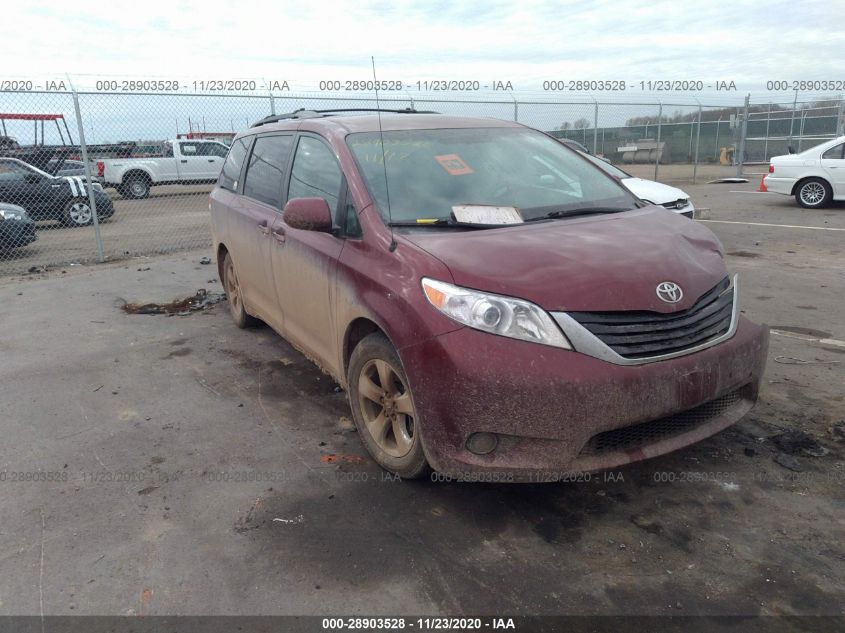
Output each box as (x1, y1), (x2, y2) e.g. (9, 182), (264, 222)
(656, 281), (683, 304)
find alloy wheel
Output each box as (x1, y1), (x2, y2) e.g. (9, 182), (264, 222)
(357, 359), (416, 458)
(130, 181), (147, 197)
(224, 257), (242, 318)
(68, 202), (92, 225)
(800, 181), (825, 206)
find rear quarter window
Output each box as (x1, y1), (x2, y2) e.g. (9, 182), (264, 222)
(822, 143), (844, 159)
(219, 138), (249, 192)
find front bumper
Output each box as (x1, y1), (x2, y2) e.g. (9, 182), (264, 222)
(763, 175), (795, 196)
(400, 317), (768, 478)
(0, 219), (37, 249)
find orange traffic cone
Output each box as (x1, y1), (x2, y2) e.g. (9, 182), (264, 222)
(758, 175), (767, 192)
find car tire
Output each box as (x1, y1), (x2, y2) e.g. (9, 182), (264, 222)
(221, 252), (257, 328)
(123, 175), (150, 199)
(62, 198), (94, 227)
(795, 178), (831, 208)
(347, 333), (429, 479)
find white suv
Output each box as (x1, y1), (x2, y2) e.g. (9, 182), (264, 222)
(764, 135), (845, 208)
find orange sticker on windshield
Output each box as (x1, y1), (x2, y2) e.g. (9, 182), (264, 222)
(434, 154), (474, 175)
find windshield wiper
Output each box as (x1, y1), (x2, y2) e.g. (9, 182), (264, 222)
(525, 207), (632, 222)
(388, 219), (506, 229)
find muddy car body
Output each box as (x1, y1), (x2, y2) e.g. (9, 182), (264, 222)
(209, 112), (769, 480)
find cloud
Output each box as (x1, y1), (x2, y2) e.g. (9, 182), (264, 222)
(3, 0), (843, 104)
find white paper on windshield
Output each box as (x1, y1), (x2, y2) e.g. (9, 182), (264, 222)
(451, 205), (524, 225)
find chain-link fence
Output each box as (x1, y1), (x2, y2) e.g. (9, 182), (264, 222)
(1, 82), (843, 275)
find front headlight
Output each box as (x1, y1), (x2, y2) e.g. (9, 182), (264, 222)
(0, 208), (24, 221)
(92, 182), (104, 192)
(421, 277), (572, 349)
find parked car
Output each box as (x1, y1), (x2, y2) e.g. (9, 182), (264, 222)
(0, 202), (36, 248)
(210, 111), (769, 480)
(46, 158), (88, 177)
(97, 139), (229, 199)
(577, 151), (696, 218)
(764, 135), (845, 208)
(0, 157), (114, 227)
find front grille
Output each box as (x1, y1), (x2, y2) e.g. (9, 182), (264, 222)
(662, 199), (688, 210)
(568, 276), (733, 359)
(581, 390), (743, 455)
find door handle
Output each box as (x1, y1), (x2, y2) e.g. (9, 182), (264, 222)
(272, 227), (286, 243)
(180, 159), (188, 163)
(208, 159), (215, 162)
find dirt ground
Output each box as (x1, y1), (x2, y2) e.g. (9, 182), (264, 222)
(0, 181), (843, 625)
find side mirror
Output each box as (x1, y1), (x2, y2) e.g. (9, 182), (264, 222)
(282, 197), (333, 233)
(787, 145), (795, 154)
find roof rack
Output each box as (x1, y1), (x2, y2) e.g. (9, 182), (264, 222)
(251, 107), (439, 127)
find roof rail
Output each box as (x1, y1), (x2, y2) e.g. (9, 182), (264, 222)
(251, 107), (438, 127)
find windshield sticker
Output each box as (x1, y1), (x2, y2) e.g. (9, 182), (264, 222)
(435, 154), (474, 176)
(452, 205), (524, 225)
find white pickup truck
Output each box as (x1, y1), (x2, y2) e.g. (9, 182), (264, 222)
(96, 139), (229, 199)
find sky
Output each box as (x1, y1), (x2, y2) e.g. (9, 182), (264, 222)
(2, 0), (843, 144)
(4, 0), (844, 103)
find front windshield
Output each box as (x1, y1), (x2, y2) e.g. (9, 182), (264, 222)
(347, 127), (638, 223)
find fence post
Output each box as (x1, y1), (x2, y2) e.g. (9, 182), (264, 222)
(593, 100), (599, 154)
(714, 117), (721, 161)
(836, 95), (844, 136)
(763, 103), (772, 161)
(267, 84), (276, 116)
(654, 102), (662, 181)
(512, 95), (518, 122)
(788, 90), (798, 148)
(69, 78), (105, 263)
(798, 107), (808, 152)
(693, 102), (702, 184)
(736, 94), (749, 178)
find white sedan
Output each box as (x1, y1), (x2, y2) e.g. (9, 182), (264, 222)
(764, 135), (845, 208)
(578, 152), (695, 218)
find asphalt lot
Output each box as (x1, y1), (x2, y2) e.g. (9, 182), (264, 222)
(0, 181), (843, 621)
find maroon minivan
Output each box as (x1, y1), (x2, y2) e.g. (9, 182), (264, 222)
(209, 110), (768, 480)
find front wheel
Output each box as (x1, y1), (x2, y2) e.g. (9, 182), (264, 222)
(62, 198), (93, 227)
(795, 178), (831, 208)
(347, 333), (429, 479)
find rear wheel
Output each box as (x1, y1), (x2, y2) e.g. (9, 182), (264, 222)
(221, 252), (257, 328)
(347, 333), (429, 479)
(123, 175), (150, 199)
(62, 198), (93, 227)
(795, 178), (831, 208)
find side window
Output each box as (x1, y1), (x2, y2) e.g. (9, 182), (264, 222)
(180, 143), (198, 156)
(207, 143), (229, 158)
(242, 135), (294, 208)
(219, 138), (249, 192)
(288, 136), (343, 210)
(344, 203), (362, 238)
(822, 143), (844, 159)
(0, 161), (28, 182)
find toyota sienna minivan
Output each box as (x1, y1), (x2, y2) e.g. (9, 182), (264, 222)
(209, 110), (769, 480)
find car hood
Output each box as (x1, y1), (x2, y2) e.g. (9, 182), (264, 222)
(402, 206), (727, 313)
(621, 177), (689, 206)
